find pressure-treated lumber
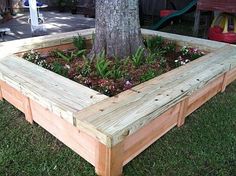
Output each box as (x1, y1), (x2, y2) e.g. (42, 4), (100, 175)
(74, 45), (236, 147)
(30, 100), (97, 165)
(0, 28), (227, 61)
(177, 97), (189, 127)
(0, 56), (108, 124)
(23, 97), (33, 124)
(95, 142), (124, 176)
(0, 80), (32, 123)
(0, 28), (95, 59)
(141, 29), (227, 52)
(0, 29), (236, 176)
(0, 84), (3, 101)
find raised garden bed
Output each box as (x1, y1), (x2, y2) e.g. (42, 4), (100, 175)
(0, 28), (236, 176)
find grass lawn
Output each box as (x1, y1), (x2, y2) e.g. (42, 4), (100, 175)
(0, 80), (235, 175)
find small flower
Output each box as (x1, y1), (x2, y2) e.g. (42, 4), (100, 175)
(64, 64), (70, 69)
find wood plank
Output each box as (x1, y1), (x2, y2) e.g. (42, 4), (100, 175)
(0, 28), (227, 60)
(23, 97), (33, 124)
(177, 97), (189, 127)
(186, 75), (223, 117)
(141, 29), (227, 52)
(221, 72), (229, 93)
(30, 100), (97, 166)
(95, 142), (124, 176)
(0, 28), (95, 59)
(0, 83), (3, 101)
(16, 43), (75, 57)
(74, 45), (236, 147)
(226, 67), (236, 86)
(0, 56), (108, 124)
(0, 80), (24, 112)
(123, 104), (179, 165)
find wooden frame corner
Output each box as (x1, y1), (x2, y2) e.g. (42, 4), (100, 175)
(95, 142), (124, 176)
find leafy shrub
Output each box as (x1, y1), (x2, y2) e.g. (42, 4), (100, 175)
(77, 56), (92, 77)
(95, 51), (111, 78)
(180, 46), (205, 60)
(164, 42), (176, 53)
(146, 36), (164, 52)
(109, 65), (123, 80)
(23, 50), (51, 69)
(73, 35), (86, 50)
(56, 50), (86, 62)
(159, 57), (167, 69)
(52, 62), (68, 77)
(131, 47), (145, 68)
(145, 53), (156, 65)
(140, 69), (156, 82)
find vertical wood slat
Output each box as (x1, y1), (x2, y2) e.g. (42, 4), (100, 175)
(221, 72), (229, 92)
(177, 97), (189, 127)
(23, 97), (33, 124)
(0, 83), (3, 101)
(0, 80), (33, 124)
(95, 142), (124, 176)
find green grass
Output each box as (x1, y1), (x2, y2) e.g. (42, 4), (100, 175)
(0, 81), (235, 176)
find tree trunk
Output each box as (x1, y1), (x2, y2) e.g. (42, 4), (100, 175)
(91, 0), (145, 59)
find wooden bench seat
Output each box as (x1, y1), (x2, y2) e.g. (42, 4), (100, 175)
(0, 55), (107, 124)
(74, 45), (236, 147)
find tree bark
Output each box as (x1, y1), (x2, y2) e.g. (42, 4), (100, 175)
(91, 0), (145, 59)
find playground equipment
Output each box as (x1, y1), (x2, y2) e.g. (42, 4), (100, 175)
(193, 0), (236, 37)
(23, 0), (48, 24)
(208, 14), (236, 44)
(151, 0), (197, 30)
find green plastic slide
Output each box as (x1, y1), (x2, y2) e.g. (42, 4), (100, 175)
(151, 0), (198, 30)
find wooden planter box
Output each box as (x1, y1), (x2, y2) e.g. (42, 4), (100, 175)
(0, 29), (236, 176)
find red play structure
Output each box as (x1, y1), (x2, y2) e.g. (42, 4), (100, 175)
(208, 14), (236, 44)
(194, 0), (236, 43)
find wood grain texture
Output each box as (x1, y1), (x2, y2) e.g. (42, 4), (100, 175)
(0, 56), (108, 124)
(187, 74), (225, 117)
(23, 97), (33, 124)
(0, 28), (227, 60)
(0, 80), (25, 112)
(221, 72), (229, 92)
(30, 100), (97, 166)
(95, 142), (124, 176)
(0, 83), (3, 101)
(177, 97), (189, 127)
(141, 29), (227, 52)
(75, 45), (236, 147)
(226, 67), (236, 86)
(123, 104), (179, 165)
(0, 28), (95, 59)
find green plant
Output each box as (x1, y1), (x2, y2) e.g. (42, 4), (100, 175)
(145, 53), (156, 65)
(52, 62), (68, 77)
(109, 66), (123, 80)
(180, 46), (205, 60)
(23, 50), (51, 69)
(164, 42), (176, 53)
(73, 35), (86, 50)
(56, 50), (85, 62)
(159, 57), (167, 69)
(77, 56), (92, 77)
(95, 51), (111, 78)
(140, 69), (156, 82)
(131, 47), (145, 68)
(146, 36), (164, 52)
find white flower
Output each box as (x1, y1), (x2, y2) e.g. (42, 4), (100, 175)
(64, 64), (70, 69)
